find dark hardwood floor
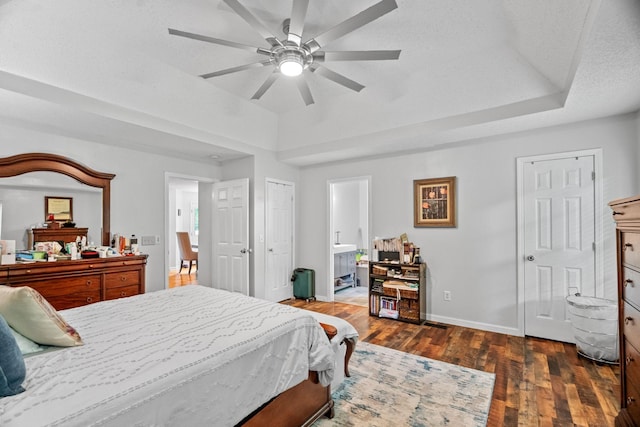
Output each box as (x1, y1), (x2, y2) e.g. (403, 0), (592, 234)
(167, 274), (619, 426)
(282, 299), (620, 427)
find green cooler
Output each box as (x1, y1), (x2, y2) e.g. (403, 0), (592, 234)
(291, 268), (315, 301)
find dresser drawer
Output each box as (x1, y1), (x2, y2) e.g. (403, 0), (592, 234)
(622, 233), (640, 269)
(624, 301), (640, 352)
(623, 267), (640, 310)
(13, 275), (101, 310)
(625, 376), (640, 419)
(105, 284), (140, 301)
(104, 270), (141, 289)
(612, 200), (640, 221)
(625, 339), (640, 393)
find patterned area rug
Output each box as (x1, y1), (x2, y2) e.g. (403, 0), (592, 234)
(315, 341), (495, 427)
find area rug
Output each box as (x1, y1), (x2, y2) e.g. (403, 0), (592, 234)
(315, 341), (495, 427)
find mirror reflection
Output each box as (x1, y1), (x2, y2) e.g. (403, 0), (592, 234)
(0, 172), (102, 250)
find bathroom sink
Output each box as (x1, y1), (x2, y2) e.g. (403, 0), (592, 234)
(333, 244), (356, 253)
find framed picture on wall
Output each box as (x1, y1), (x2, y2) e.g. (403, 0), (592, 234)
(45, 196), (73, 221)
(413, 176), (456, 227)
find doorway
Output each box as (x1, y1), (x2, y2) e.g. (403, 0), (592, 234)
(167, 177), (199, 288)
(516, 149), (604, 342)
(329, 177), (371, 306)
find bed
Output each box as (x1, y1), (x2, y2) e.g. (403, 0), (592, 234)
(0, 285), (355, 427)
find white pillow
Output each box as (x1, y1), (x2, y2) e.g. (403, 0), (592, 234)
(10, 327), (44, 355)
(0, 286), (83, 347)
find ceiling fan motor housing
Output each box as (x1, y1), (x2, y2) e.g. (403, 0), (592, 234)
(274, 44), (313, 76)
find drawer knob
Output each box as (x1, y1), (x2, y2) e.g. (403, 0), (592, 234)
(627, 355), (635, 365)
(89, 264), (94, 268)
(613, 211), (624, 216)
(625, 316), (634, 325)
(86, 280), (92, 286)
(26, 270), (31, 274)
(120, 291), (126, 297)
(625, 279), (634, 287)
(627, 396), (636, 406)
(624, 243), (634, 251)
(86, 297), (93, 303)
(120, 276), (126, 281)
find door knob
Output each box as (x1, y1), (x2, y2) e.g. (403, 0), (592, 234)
(526, 255), (535, 261)
(268, 248), (274, 252)
(240, 248), (253, 254)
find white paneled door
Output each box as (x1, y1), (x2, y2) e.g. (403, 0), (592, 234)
(265, 179), (294, 302)
(212, 178), (249, 295)
(523, 156), (595, 342)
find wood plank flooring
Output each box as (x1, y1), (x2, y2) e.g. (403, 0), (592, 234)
(168, 269), (197, 288)
(281, 299), (620, 427)
(166, 273), (620, 426)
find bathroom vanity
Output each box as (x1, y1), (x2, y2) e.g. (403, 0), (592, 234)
(333, 244), (356, 292)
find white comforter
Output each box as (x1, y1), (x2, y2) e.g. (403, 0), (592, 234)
(0, 286), (335, 427)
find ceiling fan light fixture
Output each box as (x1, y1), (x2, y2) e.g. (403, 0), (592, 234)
(278, 52), (304, 77)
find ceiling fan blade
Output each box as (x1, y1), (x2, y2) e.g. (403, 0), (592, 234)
(168, 28), (271, 55)
(296, 78), (314, 106)
(305, 0), (398, 53)
(313, 50), (401, 62)
(251, 72), (280, 100)
(287, 0), (310, 46)
(200, 60), (272, 79)
(223, 0), (282, 47)
(309, 65), (364, 92)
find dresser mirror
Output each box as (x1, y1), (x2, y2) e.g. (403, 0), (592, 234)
(0, 153), (114, 248)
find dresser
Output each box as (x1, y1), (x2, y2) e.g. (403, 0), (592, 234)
(28, 227), (89, 249)
(610, 195), (640, 427)
(0, 255), (147, 310)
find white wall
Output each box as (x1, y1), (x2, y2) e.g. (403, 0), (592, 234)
(0, 123), (221, 292)
(297, 113), (638, 335)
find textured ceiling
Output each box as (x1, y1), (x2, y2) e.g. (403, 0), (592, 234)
(0, 0), (638, 166)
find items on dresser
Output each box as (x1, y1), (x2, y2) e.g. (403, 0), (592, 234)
(0, 255), (147, 310)
(28, 227), (88, 250)
(609, 195), (640, 427)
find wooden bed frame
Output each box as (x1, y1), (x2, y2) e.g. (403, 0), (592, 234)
(240, 324), (355, 426)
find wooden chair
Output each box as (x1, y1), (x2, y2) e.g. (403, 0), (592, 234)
(176, 232), (198, 274)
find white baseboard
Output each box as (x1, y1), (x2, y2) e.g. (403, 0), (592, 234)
(426, 313), (523, 337)
(312, 297), (523, 337)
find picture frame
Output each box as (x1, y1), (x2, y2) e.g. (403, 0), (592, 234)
(45, 196), (73, 221)
(413, 176), (456, 227)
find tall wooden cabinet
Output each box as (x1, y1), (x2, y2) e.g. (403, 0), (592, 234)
(610, 195), (640, 427)
(368, 261), (425, 324)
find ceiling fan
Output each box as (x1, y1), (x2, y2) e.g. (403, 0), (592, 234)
(168, 0), (401, 106)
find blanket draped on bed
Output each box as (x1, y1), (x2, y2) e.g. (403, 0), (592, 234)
(0, 286), (335, 427)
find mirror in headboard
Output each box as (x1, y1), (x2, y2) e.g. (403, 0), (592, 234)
(0, 153), (115, 246)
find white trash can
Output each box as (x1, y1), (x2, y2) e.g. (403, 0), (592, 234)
(566, 295), (619, 364)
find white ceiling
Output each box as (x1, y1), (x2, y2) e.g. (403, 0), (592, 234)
(0, 0), (638, 166)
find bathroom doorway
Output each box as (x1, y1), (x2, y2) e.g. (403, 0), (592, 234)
(329, 177), (370, 306)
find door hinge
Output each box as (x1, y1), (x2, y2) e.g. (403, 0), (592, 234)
(592, 171), (595, 181)
(592, 242), (596, 251)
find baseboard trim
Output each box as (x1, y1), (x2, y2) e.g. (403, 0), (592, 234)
(426, 314), (523, 337)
